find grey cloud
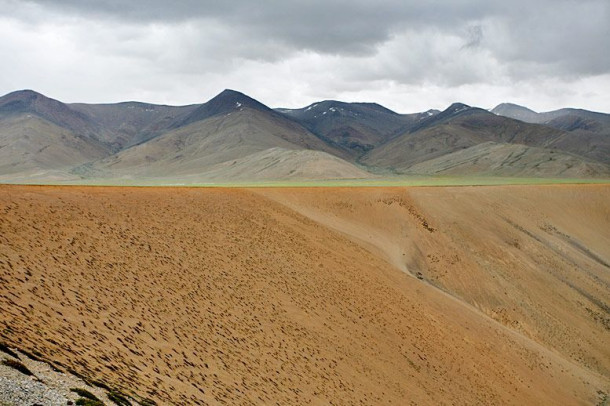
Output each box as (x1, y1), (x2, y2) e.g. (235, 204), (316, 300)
(485, 1), (610, 78)
(0, 0), (608, 112)
(14, 0), (608, 76)
(15, 0), (496, 55)
(462, 25), (483, 49)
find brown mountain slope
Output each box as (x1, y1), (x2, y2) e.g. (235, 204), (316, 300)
(363, 104), (609, 175)
(178, 89), (274, 127)
(0, 90), (201, 156)
(492, 104), (610, 164)
(69, 102), (199, 151)
(82, 106), (360, 180)
(0, 90), (98, 138)
(0, 114), (109, 180)
(1, 185), (608, 405)
(403, 142), (610, 177)
(491, 103), (541, 123)
(492, 103), (610, 131)
(278, 101), (429, 157)
(545, 128), (610, 165)
(0, 89), (360, 182)
(177, 148), (371, 182)
(2, 89), (608, 182)
(259, 185), (610, 379)
(169, 89), (348, 159)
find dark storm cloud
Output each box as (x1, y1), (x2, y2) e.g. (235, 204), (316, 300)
(1, 0), (609, 111)
(18, 0), (497, 54)
(462, 25), (483, 50)
(487, 0), (610, 78)
(17, 0), (610, 75)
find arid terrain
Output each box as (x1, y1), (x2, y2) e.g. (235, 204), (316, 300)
(0, 184), (609, 405)
(2, 90), (610, 184)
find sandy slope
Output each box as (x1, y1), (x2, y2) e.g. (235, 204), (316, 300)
(259, 185), (610, 377)
(0, 185), (609, 405)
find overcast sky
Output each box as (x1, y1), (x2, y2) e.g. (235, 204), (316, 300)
(1, 0), (609, 113)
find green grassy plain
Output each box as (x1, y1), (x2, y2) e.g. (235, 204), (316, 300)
(3, 175), (610, 188)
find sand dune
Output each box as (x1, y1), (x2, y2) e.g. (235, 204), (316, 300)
(1, 185), (608, 405)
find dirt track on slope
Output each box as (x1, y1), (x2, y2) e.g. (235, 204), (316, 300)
(1, 185), (608, 405)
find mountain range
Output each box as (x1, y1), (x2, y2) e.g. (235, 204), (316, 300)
(0, 89), (609, 183)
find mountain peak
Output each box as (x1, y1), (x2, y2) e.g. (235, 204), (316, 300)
(355, 102), (399, 115)
(492, 102), (537, 114)
(0, 89), (54, 111)
(495, 102), (522, 108)
(214, 88), (247, 100)
(438, 102), (476, 118)
(178, 89), (271, 126)
(288, 100), (401, 119)
(491, 103), (540, 123)
(0, 89), (99, 138)
(406, 103), (476, 133)
(0, 89), (72, 118)
(445, 102), (471, 114)
(298, 100), (342, 111)
(2, 89), (44, 99)
(207, 89), (268, 110)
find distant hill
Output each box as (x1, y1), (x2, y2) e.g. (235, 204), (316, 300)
(69, 101), (198, 151)
(0, 89), (608, 183)
(0, 90), (198, 153)
(405, 142), (610, 177)
(76, 101), (365, 181)
(363, 102), (610, 177)
(0, 89), (368, 182)
(176, 148), (371, 182)
(179, 89), (272, 127)
(492, 103), (610, 164)
(0, 92), (110, 182)
(361, 103), (601, 173)
(0, 90), (99, 139)
(491, 103), (541, 123)
(278, 101), (435, 158)
(492, 103), (610, 129)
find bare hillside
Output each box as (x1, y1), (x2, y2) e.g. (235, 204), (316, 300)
(81, 107), (365, 181)
(404, 142), (610, 177)
(1, 185), (608, 405)
(0, 115), (109, 179)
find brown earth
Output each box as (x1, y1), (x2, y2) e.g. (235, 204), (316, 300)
(0, 184), (608, 405)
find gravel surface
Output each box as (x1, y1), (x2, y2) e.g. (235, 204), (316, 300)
(0, 375), (68, 405)
(0, 346), (113, 406)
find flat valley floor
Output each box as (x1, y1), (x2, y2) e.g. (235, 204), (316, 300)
(1, 184), (609, 405)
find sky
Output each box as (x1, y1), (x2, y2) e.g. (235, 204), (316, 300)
(1, 0), (609, 113)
